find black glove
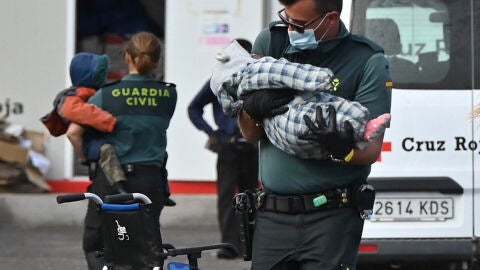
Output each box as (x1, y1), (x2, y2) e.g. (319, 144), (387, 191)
(300, 105), (354, 160)
(112, 181), (127, 194)
(242, 89), (295, 121)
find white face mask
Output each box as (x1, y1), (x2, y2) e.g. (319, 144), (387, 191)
(287, 14), (330, 50)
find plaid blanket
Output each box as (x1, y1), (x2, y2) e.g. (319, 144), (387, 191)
(211, 55), (371, 159)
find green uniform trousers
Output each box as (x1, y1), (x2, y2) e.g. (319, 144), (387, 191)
(252, 207), (364, 270)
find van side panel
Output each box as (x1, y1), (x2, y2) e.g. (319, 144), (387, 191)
(349, 0), (478, 265)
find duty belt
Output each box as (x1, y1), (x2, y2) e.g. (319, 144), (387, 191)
(121, 163), (162, 176)
(257, 187), (352, 215)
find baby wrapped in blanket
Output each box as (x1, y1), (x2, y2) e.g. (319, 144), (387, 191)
(210, 41), (390, 159)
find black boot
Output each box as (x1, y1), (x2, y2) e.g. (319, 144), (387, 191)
(164, 197), (176, 207)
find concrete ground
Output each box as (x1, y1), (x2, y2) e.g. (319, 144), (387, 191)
(0, 194), (250, 270)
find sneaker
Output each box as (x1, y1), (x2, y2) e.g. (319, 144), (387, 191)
(216, 248), (240, 259)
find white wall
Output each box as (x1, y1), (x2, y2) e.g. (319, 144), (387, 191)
(165, 0), (264, 180)
(0, 0), (76, 179)
(341, 0), (352, 29)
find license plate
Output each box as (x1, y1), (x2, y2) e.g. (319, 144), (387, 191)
(370, 197), (454, 221)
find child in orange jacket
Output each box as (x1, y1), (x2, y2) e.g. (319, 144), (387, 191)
(41, 53), (126, 191)
(42, 52), (175, 205)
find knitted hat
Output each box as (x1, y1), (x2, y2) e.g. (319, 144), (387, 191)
(70, 53), (109, 89)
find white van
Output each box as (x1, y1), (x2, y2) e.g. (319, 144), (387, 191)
(345, 0), (480, 269)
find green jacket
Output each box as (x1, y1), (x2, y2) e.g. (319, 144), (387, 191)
(89, 74), (177, 166)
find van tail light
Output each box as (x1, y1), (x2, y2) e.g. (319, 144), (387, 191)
(359, 244), (378, 253)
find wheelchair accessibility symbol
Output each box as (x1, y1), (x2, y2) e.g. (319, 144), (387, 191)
(115, 220), (130, 241)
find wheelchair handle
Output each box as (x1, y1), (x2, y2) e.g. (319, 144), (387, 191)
(163, 243), (236, 257)
(104, 193), (152, 204)
(56, 193), (103, 205)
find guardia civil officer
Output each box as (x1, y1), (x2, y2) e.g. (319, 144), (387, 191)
(68, 31), (177, 269)
(238, 0), (391, 269)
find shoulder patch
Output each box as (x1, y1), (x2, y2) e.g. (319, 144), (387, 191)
(350, 34), (384, 54)
(386, 80), (394, 88)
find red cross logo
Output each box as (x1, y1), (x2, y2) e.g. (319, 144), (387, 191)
(377, 141), (392, 162)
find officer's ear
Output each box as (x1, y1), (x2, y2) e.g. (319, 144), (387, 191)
(124, 51), (133, 65)
(326, 11), (340, 26)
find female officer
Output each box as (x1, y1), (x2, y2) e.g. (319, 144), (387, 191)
(67, 31), (177, 269)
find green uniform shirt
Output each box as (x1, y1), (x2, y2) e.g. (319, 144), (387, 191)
(252, 21), (392, 195)
(89, 74), (177, 166)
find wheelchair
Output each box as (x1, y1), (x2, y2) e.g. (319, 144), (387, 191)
(57, 192), (236, 270)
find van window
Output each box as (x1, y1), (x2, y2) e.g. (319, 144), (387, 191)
(351, 0), (473, 90)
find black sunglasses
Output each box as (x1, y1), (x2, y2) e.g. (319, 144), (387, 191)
(277, 8), (324, 33)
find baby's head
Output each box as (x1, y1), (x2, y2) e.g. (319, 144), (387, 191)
(235, 38), (252, 54)
(70, 53), (109, 89)
(210, 39), (254, 94)
(215, 38), (252, 62)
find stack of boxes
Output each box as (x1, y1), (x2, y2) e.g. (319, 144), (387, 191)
(0, 118), (50, 192)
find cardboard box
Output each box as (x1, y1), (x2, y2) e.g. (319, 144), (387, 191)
(23, 130), (48, 154)
(0, 162), (24, 186)
(25, 164), (51, 191)
(0, 140), (29, 165)
(0, 127), (50, 191)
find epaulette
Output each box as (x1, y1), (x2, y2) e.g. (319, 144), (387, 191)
(155, 80), (177, 87)
(269, 21), (290, 59)
(269, 20), (288, 30)
(100, 80), (121, 88)
(350, 34), (384, 54)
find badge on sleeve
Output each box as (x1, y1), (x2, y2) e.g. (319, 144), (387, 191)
(386, 80), (393, 88)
